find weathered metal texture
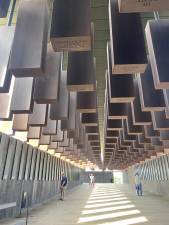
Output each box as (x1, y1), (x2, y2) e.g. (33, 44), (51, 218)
(107, 44), (135, 103)
(59, 131), (69, 147)
(0, 133), (10, 179)
(61, 92), (77, 131)
(50, 120), (64, 142)
(10, 77), (34, 113)
(77, 91), (97, 113)
(0, 26), (14, 93)
(0, 0), (10, 18)
(50, 0), (91, 52)
(25, 145), (33, 180)
(118, 0), (169, 13)
(33, 50), (61, 103)
(18, 143), (28, 180)
(3, 137), (16, 180)
(125, 105), (143, 135)
(151, 111), (169, 131)
(30, 148), (37, 180)
(9, 0), (49, 77)
(138, 63), (165, 111)
(11, 140), (23, 180)
(28, 103), (47, 126)
(109, 0), (147, 74)
(146, 20), (169, 89)
(144, 124), (159, 138)
(12, 114), (28, 131)
(67, 52), (95, 92)
(42, 106), (57, 135)
(50, 71), (69, 120)
(27, 126), (41, 139)
(107, 119), (123, 130)
(48, 141), (58, 149)
(0, 78), (13, 119)
(39, 134), (50, 145)
(131, 78), (152, 125)
(82, 113), (98, 126)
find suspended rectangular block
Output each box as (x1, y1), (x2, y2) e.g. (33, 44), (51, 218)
(151, 137), (162, 147)
(50, 0), (91, 52)
(125, 105), (143, 135)
(48, 141), (58, 149)
(138, 134), (151, 144)
(67, 52), (95, 92)
(51, 120), (64, 142)
(39, 134), (50, 145)
(59, 131), (69, 147)
(144, 125), (159, 138)
(107, 45), (135, 103)
(88, 135), (100, 142)
(82, 113), (98, 126)
(33, 50), (61, 103)
(77, 91), (97, 113)
(108, 102), (128, 119)
(28, 103), (47, 126)
(106, 130), (119, 138)
(85, 126), (99, 135)
(0, 0), (10, 18)
(118, 0), (169, 12)
(10, 77), (34, 113)
(90, 142), (100, 147)
(109, 0), (147, 74)
(131, 79), (152, 125)
(13, 114), (28, 131)
(137, 63), (165, 112)
(107, 119), (123, 130)
(27, 126), (41, 139)
(151, 111), (169, 131)
(9, 0), (49, 77)
(0, 26), (14, 93)
(160, 131), (169, 141)
(0, 93), (12, 120)
(61, 92), (77, 131)
(146, 20), (169, 89)
(50, 71), (69, 120)
(42, 106), (57, 135)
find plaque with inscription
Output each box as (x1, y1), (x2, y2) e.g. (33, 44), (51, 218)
(50, 0), (91, 52)
(9, 0), (49, 76)
(109, 0), (147, 74)
(118, 0), (169, 13)
(0, 0), (10, 18)
(67, 52), (95, 92)
(146, 20), (169, 89)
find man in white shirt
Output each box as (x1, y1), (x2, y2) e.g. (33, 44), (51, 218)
(135, 172), (142, 196)
(89, 173), (95, 187)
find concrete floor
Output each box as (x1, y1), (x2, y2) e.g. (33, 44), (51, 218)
(2, 183), (169, 225)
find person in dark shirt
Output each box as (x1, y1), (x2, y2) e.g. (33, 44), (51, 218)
(60, 172), (68, 200)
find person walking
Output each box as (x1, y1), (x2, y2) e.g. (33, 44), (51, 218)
(89, 173), (95, 188)
(60, 172), (68, 201)
(135, 172), (142, 196)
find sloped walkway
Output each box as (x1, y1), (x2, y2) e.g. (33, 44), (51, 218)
(2, 183), (169, 225)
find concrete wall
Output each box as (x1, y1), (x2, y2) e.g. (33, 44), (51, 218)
(0, 132), (83, 220)
(82, 171), (113, 183)
(124, 154), (169, 197)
